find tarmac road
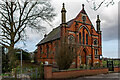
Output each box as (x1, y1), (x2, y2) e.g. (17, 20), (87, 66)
(72, 73), (120, 80)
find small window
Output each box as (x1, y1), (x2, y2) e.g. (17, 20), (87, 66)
(95, 49), (98, 55)
(68, 35), (75, 44)
(82, 16), (86, 23)
(95, 49), (99, 59)
(47, 45), (49, 53)
(72, 47), (74, 52)
(46, 45), (49, 58)
(40, 47), (42, 53)
(94, 39), (97, 45)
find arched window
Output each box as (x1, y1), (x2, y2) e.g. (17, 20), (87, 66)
(72, 47), (74, 52)
(68, 35), (75, 44)
(40, 46), (42, 53)
(69, 46), (74, 53)
(94, 39), (98, 45)
(86, 34), (88, 45)
(79, 33), (81, 44)
(95, 49), (98, 55)
(47, 45), (49, 58)
(47, 45), (49, 53)
(82, 16), (86, 23)
(83, 28), (85, 44)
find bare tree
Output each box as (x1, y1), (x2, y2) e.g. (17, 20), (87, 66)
(55, 40), (76, 70)
(86, 0), (116, 11)
(0, 0), (56, 61)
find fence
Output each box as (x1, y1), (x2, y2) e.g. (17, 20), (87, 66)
(2, 67), (44, 80)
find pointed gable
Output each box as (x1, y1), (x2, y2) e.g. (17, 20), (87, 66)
(74, 4), (92, 25)
(67, 4), (94, 32)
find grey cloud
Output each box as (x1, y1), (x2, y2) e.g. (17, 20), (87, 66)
(19, 1), (118, 52)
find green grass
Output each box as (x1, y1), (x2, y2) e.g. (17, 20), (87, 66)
(102, 60), (107, 67)
(17, 61), (40, 69)
(113, 60), (120, 67)
(102, 60), (120, 67)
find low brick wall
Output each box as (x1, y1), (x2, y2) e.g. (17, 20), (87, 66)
(52, 68), (108, 78)
(114, 67), (120, 72)
(44, 65), (120, 79)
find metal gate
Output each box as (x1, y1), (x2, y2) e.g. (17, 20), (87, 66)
(107, 60), (114, 71)
(2, 67), (44, 80)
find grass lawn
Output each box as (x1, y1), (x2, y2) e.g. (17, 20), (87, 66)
(102, 60), (120, 67)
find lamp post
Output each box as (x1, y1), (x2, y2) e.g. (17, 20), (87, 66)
(21, 50), (22, 78)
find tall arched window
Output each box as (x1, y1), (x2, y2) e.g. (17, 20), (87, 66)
(40, 46), (42, 53)
(47, 45), (49, 58)
(79, 33), (81, 44)
(83, 28), (85, 44)
(72, 47), (74, 52)
(86, 34), (88, 45)
(47, 45), (49, 53)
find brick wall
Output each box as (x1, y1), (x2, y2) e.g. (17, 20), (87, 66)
(44, 65), (52, 78)
(114, 67), (120, 73)
(52, 68), (108, 78)
(44, 65), (108, 79)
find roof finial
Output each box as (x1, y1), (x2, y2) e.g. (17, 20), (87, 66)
(61, 3), (66, 12)
(97, 15), (100, 22)
(97, 15), (99, 19)
(82, 4), (84, 9)
(63, 3), (65, 8)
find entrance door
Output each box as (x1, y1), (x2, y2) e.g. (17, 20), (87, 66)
(81, 49), (86, 64)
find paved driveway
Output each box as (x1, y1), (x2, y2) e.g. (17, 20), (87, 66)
(72, 73), (120, 80)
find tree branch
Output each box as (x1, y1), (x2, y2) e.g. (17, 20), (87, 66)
(0, 34), (10, 40)
(0, 38), (10, 45)
(0, 41), (9, 48)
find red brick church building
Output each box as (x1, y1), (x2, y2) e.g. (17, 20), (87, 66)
(36, 3), (102, 68)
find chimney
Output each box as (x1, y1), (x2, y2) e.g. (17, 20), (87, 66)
(44, 34), (47, 37)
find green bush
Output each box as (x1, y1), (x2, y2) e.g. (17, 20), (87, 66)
(2, 53), (12, 73)
(38, 64), (44, 79)
(15, 49), (31, 60)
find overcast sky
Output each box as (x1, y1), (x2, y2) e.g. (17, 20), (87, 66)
(16, 0), (119, 58)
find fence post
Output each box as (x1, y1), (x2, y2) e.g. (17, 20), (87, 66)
(44, 64), (52, 79)
(36, 68), (37, 78)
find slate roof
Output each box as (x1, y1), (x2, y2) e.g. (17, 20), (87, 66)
(37, 19), (74, 45)
(37, 5), (87, 46)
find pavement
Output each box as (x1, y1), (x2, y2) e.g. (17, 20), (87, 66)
(72, 73), (120, 80)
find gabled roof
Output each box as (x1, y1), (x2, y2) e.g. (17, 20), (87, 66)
(37, 19), (74, 45)
(37, 4), (93, 46)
